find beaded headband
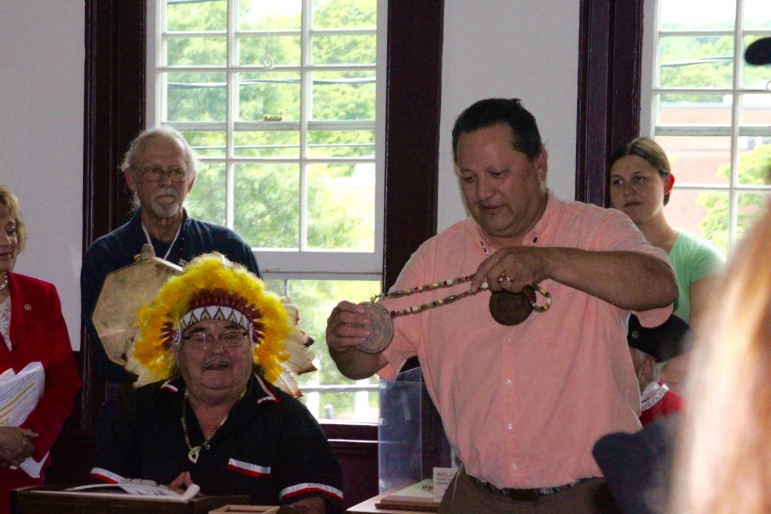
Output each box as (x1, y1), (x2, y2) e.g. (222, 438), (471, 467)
(126, 253), (290, 387)
(178, 306), (250, 335)
(166, 289), (264, 349)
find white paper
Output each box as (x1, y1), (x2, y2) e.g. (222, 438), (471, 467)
(65, 482), (201, 501)
(0, 361), (45, 427)
(433, 467), (456, 502)
(17, 451), (48, 479)
(0, 361), (46, 477)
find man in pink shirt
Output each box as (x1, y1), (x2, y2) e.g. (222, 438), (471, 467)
(326, 98), (677, 514)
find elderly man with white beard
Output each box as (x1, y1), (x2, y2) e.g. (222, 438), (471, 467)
(81, 127), (260, 436)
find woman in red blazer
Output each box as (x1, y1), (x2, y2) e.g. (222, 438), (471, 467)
(0, 182), (81, 514)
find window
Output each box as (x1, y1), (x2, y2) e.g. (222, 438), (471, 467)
(643, 0), (771, 254)
(148, 0), (386, 422)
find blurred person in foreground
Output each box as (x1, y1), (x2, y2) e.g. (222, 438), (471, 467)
(670, 204), (770, 513)
(672, 42), (770, 514)
(326, 98), (677, 513)
(0, 181), (81, 514)
(593, 36), (771, 514)
(90, 254), (343, 513)
(609, 137), (725, 394)
(594, 205), (770, 514)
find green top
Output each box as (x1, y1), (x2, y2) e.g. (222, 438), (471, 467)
(669, 230), (725, 322)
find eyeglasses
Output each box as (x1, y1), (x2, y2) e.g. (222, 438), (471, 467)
(137, 166), (189, 183)
(182, 330), (248, 351)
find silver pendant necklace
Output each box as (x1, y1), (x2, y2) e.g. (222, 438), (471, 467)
(180, 388), (246, 464)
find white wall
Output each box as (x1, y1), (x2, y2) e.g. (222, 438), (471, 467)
(0, 1), (84, 348)
(438, 0), (579, 231)
(0, 1), (580, 350)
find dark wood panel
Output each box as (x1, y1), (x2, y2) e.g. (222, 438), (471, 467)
(45, 351), (94, 486)
(328, 439), (379, 509)
(382, 0), (444, 290)
(81, 0), (147, 432)
(575, 0), (644, 206)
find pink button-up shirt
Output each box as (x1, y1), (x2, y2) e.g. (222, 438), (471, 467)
(380, 191), (672, 489)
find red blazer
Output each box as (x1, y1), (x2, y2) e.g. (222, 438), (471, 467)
(0, 273), (81, 493)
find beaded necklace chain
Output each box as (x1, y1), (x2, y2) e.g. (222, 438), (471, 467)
(370, 275), (551, 319)
(357, 276), (551, 354)
(370, 275), (486, 318)
(355, 233), (553, 353)
(181, 387), (246, 464)
(0, 273), (8, 292)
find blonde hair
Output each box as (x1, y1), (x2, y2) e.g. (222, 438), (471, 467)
(0, 180), (26, 252)
(670, 205), (771, 514)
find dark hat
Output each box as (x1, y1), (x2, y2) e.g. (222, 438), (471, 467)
(593, 416), (678, 514)
(745, 37), (771, 66)
(627, 314), (690, 362)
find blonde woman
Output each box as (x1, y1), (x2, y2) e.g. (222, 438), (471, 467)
(669, 204), (771, 514)
(0, 182), (81, 514)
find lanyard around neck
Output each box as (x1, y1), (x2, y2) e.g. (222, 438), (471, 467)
(141, 221), (182, 261)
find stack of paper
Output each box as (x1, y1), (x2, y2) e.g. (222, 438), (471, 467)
(0, 361), (46, 477)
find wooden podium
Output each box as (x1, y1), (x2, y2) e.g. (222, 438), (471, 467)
(11, 486), (251, 514)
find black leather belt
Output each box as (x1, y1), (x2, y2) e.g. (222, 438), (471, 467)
(469, 475), (593, 502)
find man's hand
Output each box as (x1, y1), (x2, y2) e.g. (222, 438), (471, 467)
(471, 246), (676, 311)
(167, 471), (196, 493)
(326, 301), (388, 380)
(326, 301), (372, 353)
(471, 247), (550, 293)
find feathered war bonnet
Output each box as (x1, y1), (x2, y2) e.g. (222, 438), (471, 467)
(125, 253), (291, 387)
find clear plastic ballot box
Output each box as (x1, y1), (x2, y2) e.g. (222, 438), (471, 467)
(378, 367), (453, 494)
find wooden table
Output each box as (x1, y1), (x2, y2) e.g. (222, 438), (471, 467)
(10, 486), (249, 514)
(347, 491), (438, 513)
(347, 492), (411, 513)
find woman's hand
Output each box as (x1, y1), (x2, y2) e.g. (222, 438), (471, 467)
(0, 427), (38, 467)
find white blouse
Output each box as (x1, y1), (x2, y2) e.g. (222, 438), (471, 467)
(0, 296), (11, 351)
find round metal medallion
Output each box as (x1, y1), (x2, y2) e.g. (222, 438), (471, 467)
(356, 302), (395, 354)
(488, 288), (534, 326)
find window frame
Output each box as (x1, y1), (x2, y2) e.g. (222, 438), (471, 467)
(146, 0), (385, 277)
(639, 0), (771, 251)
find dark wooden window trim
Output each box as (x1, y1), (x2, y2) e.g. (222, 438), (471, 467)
(80, 0), (148, 431)
(576, 0), (644, 206)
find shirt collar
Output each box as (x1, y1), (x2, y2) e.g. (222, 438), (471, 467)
(473, 188), (554, 251)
